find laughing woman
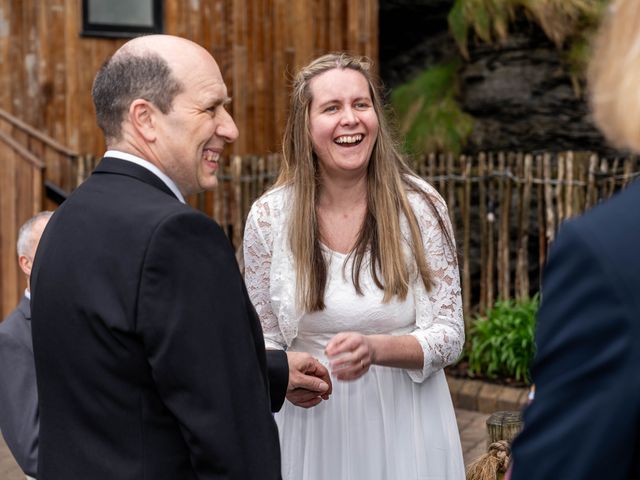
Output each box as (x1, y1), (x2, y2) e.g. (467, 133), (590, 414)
(243, 53), (465, 480)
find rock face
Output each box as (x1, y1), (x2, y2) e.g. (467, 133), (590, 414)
(461, 29), (614, 154)
(380, 0), (617, 155)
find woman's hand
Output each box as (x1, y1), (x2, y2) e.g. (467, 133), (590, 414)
(325, 332), (376, 381)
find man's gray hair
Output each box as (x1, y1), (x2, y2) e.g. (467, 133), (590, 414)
(17, 211), (53, 258)
(92, 52), (183, 142)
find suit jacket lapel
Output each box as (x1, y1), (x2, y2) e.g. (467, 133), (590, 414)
(92, 157), (179, 201)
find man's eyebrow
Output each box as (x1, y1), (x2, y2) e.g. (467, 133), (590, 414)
(208, 96), (232, 108)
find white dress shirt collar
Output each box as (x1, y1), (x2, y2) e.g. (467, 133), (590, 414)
(104, 150), (186, 204)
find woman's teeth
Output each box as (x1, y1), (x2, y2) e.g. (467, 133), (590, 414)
(335, 134), (363, 145)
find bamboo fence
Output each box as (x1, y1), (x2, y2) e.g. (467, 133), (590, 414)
(411, 151), (638, 324)
(50, 150), (640, 324)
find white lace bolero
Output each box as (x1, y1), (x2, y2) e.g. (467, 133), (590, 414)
(243, 176), (464, 383)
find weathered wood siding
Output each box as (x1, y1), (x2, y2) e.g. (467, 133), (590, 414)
(0, 0), (378, 157)
(0, 125), (44, 319)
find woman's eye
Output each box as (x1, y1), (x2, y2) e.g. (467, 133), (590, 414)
(324, 105), (338, 113)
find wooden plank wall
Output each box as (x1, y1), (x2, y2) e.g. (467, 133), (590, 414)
(0, 132), (44, 318)
(0, 101), (91, 318)
(0, 0), (378, 158)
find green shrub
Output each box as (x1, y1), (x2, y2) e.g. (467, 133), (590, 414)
(390, 61), (474, 156)
(467, 294), (539, 384)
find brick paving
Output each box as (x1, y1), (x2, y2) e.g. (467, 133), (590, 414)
(457, 408), (491, 468)
(447, 376), (529, 414)
(1, 408), (490, 478)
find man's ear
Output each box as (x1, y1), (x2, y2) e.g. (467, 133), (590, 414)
(18, 255), (32, 277)
(129, 99), (158, 142)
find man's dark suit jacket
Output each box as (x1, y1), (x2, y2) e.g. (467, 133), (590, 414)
(0, 295), (38, 477)
(512, 180), (640, 479)
(31, 157), (287, 480)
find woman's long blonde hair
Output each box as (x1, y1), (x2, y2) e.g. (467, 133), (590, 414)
(589, 0), (640, 152)
(276, 53), (455, 312)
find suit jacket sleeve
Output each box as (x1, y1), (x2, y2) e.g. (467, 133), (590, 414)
(511, 220), (638, 479)
(266, 349), (288, 412)
(0, 322), (39, 477)
(136, 210), (280, 478)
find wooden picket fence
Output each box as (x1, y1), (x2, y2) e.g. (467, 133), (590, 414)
(411, 151), (638, 324)
(61, 151), (640, 323)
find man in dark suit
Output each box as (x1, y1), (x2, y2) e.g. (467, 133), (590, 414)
(511, 1), (640, 477)
(31, 35), (330, 480)
(0, 211), (51, 479)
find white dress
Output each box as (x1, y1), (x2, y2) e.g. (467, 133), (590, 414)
(243, 177), (465, 480)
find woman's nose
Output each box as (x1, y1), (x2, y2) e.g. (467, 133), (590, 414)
(340, 107), (358, 126)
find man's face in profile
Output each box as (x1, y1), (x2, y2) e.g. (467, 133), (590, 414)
(152, 52), (239, 196)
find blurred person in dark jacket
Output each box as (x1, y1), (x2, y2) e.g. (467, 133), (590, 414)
(511, 0), (640, 478)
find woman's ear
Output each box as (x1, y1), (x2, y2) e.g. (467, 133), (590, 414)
(128, 99), (157, 142)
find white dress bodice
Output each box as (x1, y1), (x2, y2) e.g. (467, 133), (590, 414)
(291, 247), (416, 362)
(244, 177), (464, 383)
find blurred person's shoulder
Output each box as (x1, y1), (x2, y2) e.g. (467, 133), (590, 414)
(555, 179), (640, 290)
(0, 300), (28, 340)
(571, 179), (640, 239)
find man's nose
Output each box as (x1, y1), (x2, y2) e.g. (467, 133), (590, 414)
(217, 109), (239, 143)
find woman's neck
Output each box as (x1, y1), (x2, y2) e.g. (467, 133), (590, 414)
(316, 173), (368, 254)
(317, 172), (367, 212)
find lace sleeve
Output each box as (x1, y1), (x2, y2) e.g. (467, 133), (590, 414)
(243, 197), (286, 350)
(407, 183), (465, 383)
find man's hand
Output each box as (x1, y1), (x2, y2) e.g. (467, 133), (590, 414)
(286, 352), (332, 408)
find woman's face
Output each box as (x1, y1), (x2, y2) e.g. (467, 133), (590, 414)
(308, 68), (379, 180)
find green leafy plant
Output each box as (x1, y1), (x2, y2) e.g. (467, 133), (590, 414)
(467, 294), (539, 384)
(390, 61), (474, 156)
